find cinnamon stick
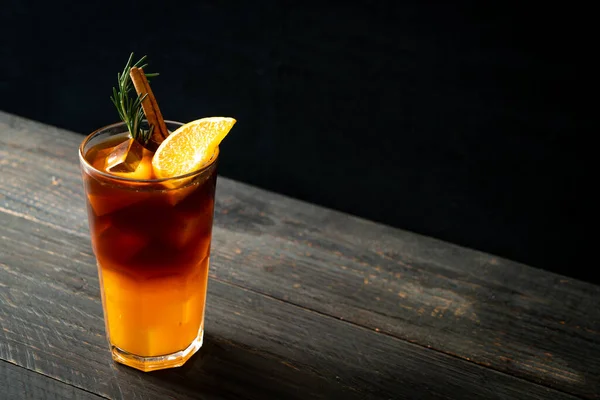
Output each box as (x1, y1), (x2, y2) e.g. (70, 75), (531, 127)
(130, 67), (169, 149)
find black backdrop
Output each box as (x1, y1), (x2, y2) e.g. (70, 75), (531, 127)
(1, 1), (594, 283)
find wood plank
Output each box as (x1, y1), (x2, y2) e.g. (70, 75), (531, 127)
(0, 359), (103, 399)
(211, 180), (600, 399)
(0, 211), (578, 400)
(2, 111), (599, 398)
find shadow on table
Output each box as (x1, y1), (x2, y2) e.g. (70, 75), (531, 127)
(113, 334), (362, 400)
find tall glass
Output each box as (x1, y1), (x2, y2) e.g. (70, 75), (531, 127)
(79, 121), (217, 371)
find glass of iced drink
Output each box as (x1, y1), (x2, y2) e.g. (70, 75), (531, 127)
(78, 54), (235, 371)
(79, 120), (219, 371)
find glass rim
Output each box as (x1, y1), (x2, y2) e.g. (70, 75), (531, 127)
(78, 120), (219, 184)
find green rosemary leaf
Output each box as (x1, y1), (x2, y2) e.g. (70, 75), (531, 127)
(110, 53), (158, 145)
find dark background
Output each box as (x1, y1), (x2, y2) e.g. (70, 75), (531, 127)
(1, 1), (594, 283)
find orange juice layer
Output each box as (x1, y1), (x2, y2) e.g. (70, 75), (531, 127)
(99, 257), (209, 356)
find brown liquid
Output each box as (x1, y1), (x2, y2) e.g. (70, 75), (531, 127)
(82, 136), (217, 356)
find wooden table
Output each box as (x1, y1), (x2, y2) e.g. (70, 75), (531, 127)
(1, 111), (598, 399)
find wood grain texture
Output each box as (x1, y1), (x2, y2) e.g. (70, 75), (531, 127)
(0, 360), (103, 399)
(0, 211), (577, 400)
(211, 181), (600, 399)
(1, 111), (598, 398)
(0, 212), (354, 400)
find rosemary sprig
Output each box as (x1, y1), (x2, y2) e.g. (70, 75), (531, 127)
(110, 53), (159, 145)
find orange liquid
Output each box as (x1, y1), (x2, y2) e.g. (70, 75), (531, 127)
(82, 136), (217, 357)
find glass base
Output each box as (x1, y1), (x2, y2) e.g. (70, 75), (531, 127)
(111, 329), (204, 372)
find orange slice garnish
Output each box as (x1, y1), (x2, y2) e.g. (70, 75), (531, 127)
(152, 117), (236, 179)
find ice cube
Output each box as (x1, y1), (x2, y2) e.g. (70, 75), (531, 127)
(86, 151), (155, 217)
(106, 138), (144, 173)
(163, 167), (214, 205)
(96, 225), (149, 265)
(168, 210), (212, 253)
(87, 190), (150, 217)
(165, 183), (197, 206)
